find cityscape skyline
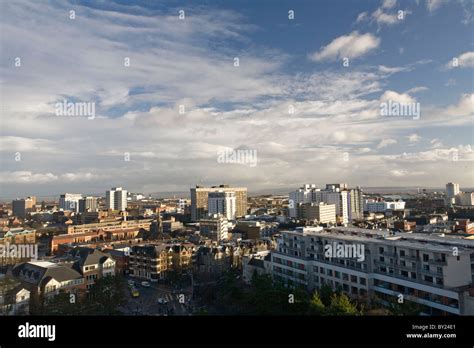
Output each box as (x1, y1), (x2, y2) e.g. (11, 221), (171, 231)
(1, 0), (473, 198)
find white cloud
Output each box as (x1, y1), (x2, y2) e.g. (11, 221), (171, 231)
(309, 31), (380, 61)
(383, 0), (397, 9)
(356, 12), (369, 22)
(407, 133), (422, 143)
(377, 138), (398, 149)
(442, 94), (474, 117)
(380, 90), (417, 104)
(446, 51), (474, 69)
(426, 0), (447, 12)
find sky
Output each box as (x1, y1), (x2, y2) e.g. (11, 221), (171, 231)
(0, 0), (473, 198)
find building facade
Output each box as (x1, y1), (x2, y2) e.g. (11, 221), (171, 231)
(190, 185), (247, 221)
(271, 226), (474, 315)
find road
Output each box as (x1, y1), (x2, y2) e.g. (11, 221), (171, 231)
(119, 276), (193, 316)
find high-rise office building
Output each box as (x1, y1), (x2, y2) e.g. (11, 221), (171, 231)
(12, 196), (36, 218)
(59, 193), (82, 212)
(106, 187), (127, 211)
(446, 183), (460, 205)
(78, 196), (98, 212)
(190, 185), (247, 221)
(208, 191), (236, 220)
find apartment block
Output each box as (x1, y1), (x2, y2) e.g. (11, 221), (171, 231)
(271, 226), (474, 315)
(190, 185), (247, 221)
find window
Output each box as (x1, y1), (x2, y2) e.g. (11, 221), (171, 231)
(437, 267), (442, 274)
(342, 273), (349, 281)
(359, 278), (366, 285)
(320, 267), (325, 274)
(351, 275), (357, 283)
(400, 250), (405, 257)
(424, 276), (433, 283)
(423, 254), (429, 262)
(423, 265), (429, 271)
(327, 269), (333, 276)
(335, 271), (340, 279)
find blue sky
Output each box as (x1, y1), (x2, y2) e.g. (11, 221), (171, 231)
(0, 0), (473, 198)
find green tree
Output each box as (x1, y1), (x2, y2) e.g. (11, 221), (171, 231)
(328, 293), (360, 316)
(83, 275), (127, 315)
(308, 291), (326, 315)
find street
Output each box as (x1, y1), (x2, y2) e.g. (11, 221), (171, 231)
(119, 276), (193, 316)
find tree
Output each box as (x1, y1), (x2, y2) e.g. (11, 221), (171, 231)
(308, 291), (326, 315)
(83, 275), (127, 315)
(328, 293), (360, 316)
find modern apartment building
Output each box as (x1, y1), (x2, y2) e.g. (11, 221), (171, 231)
(446, 183), (460, 205)
(59, 193), (83, 213)
(106, 187), (127, 211)
(298, 202), (336, 224)
(271, 226), (474, 315)
(208, 191), (236, 220)
(190, 185), (247, 221)
(78, 196), (98, 212)
(199, 215), (228, 241)
(289, 184), (352, 224)
(456, 192), (474, 206)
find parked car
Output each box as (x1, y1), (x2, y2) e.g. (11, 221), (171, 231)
(157, 298), (168, 304)
(141, 281), (151, 287)
(128, 280), (135, 287)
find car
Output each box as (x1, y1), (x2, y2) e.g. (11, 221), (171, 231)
(131, 288), (140, 298)
(157, 298), (168, 304)
(128, 280), (135, 287)
(141, 281), (151, 287)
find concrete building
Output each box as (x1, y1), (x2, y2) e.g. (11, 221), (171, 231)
(456, 192), (474, 206)
(299, 202), (336, 224)
(289, 184), (351, 223)
(364, 199), (406, 213)
(190, 185), (247, 221)
(78, 196), (98, 213)
(12, 197), (36, 218)
(208, 191), (236, 220)
(446, 183), (460, 205)
(199, 215), (229, 241)
(106, 187), (127, 211)
(59, 193), (83, 213)
(271, 226), (474, 315)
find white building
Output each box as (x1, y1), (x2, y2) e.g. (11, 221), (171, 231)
(456, 192), (474, 206)
(446, 183), (460, 205)
(59, 193), (83, 213)
(289, 184), (351, 223)
(199, 214), (229, 241)
(364, 199), (405, 212)
(271, 227), (474, 315)
(106, 187), (127, 211)
(208, 191), (236, 220)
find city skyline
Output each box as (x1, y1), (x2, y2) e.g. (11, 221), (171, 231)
(1, 0), (473, 197)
